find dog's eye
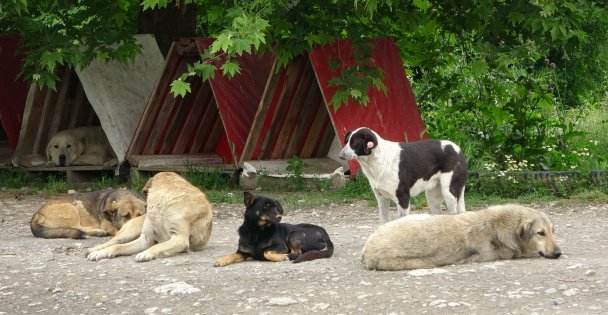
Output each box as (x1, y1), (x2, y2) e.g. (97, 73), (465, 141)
(54, 145), (58, 149)
(537, 231), (545, 236)
(123, 213), (131, 220)
(67, 144), (72, 149)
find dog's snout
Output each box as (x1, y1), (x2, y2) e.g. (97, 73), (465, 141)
(551, 247), (562, 259)
(539, 247), (562, 259)
(59, 154), (66, 166)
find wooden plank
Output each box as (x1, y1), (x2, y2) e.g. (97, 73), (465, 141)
(315, 115), (335, 157)
(185, 88), (214, 153)
(170, 77), (206, 154)
(281, 62), (320, 158)
(48, 69), (72, 136)
(129, 41), (187, 155)
(240, 60), (280, 161)
(300, 104), (330, 157)
(260, 58), (307, 159)
(202, 113), (224, 153)
(128, 154), (224, 167)
(66, 75), (88, 129)
(243, 157), (341, 175)
(16, 85), (45, 159)
(189, 97), (220, 153)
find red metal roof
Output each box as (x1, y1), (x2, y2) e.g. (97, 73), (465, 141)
(127, 38), (274, 166)
(241, 38), (426, 175)
(0, 35), (28, 150)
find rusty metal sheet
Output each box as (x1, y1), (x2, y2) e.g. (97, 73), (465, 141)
(0, 35), (28, 150)
(309, 38), (426, 174)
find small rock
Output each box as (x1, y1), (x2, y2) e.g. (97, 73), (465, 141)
(67, 190), (77, 194)
(585, 270), (596, 276)
(563, 289), (577, 297)
(51, 287), (63, 294)
(566, 263), (582, 269)
(553, 298), (566, 306)
(313, 303), (329, 310)
(545, 288), (558, 294)
(266, 297), (298, 306)
(144, 307), (158, 314)
(429, 299), (447, 307)
(154, 282), (200, 295)
(480, 264), (497, 271)
(407, 268), (449, 277)
(448, 302), (460, 307)
(558, 284), (568, 290)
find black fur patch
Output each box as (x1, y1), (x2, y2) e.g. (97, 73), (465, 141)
(234, 192), (334, 263)
(345, 128), (378, 157)
(395, 140), (468, 208)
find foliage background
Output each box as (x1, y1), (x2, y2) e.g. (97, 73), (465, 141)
(1, 0), (607, 178)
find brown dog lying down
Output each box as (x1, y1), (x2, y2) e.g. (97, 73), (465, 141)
(86, 172), (213, 262)
(362, 204), (562, 271)
(30, 188), (146, 239)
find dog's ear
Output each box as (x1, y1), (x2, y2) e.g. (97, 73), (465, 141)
(45, 140), (53, 161)
(275, 200), (284, 214)
(343, 130), (353, 145)
(364, 140), (375, 154)
(244, 192), (254, 207)
(517, 220), (534, 241)
(74, 139), (85, 157)
(103, 200), (118, 218)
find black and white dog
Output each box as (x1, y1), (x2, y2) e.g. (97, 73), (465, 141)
(339, 127), (467, 222)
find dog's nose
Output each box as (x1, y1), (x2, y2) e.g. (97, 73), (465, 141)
(552, 248), (562, 259)
(59, 154), (66, 166)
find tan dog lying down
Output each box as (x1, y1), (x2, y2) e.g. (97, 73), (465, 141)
(30, 188), (146, 239)
(86, 172), (213, 262)
(361, 204), (561, 271)
(46, 126), (115, 166)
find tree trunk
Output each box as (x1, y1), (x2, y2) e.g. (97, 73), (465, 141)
(138, 2), (197, 57)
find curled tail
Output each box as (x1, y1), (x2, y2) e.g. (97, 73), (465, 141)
(291, 239), (334, 263)
(30, 214), (86, 239)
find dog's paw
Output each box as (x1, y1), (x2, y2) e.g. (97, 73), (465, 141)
(87, 250), (113, 261)
(93, 230), (108, 237)
(135, 250), (156, 262)
(287, 253), (300, 261)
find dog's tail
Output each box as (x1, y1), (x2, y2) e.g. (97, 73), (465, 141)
(30, 214), (86, 239)
(292, 239), (334, 263)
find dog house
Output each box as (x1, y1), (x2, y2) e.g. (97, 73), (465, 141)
(240, 38), (426, 180)
(0, 35), (29, 167)
(126, 38), (274, 175)
(12, 34), (164, 180)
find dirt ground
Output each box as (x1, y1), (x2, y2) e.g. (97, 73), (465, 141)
(1, 190), (607, 315)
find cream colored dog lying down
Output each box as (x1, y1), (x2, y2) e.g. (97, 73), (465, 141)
(361, 204), (561, 271)
(86, 172), (213, 262)
(46, 126), (115, 166)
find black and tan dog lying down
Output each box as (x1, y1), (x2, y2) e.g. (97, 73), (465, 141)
(30, 188), (146, 239)
(214, 192), (334, 266)
(362, 204), (562, 271)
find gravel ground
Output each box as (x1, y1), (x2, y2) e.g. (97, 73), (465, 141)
(0, 190), (607, 315)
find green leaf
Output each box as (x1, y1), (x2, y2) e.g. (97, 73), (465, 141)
(469, 59), (488, 77)
(211, 33), (233, 53)
(39, 50), (64, 71)
(170, 79), (191, 98)
(221, 60), (240, 78)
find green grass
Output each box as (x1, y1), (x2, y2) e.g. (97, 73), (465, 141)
(1, 166), (608, 209)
